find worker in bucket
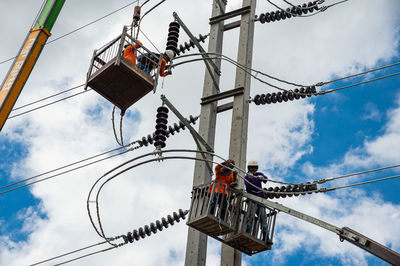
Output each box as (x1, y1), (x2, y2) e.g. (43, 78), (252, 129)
(123, 40), (143, 65)
(244, 160), (269, 240)
(209, 159), (238, 220)
(137, 49), (174, 77)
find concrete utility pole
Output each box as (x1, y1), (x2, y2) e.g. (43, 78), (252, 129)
(184, 0), (255, 264)
(184, 1), (226, 265)
(221, 0), (256, 265)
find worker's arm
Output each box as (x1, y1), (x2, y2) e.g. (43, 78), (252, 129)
(256, 172), (268, 183)
(160, 58), (167, 77)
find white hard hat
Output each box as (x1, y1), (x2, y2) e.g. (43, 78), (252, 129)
(164, 50), (175, 60)
(247, 160), (258, 167)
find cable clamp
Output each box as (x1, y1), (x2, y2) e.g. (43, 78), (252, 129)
(316, 179), (326, 184)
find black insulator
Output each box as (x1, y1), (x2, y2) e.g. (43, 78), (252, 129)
(147, 134), (153, 144)
(281, 11), (287, 20)
(294, 88), (301, 100)
(286, 185), (293, 197)
(150, 222), (157, 233)
(173, 212), (180, 222)
(302, 3), (308, 14)
(167, 215), (174, 225)
(286, 8), (292, 18)
(305, 86), (312, 97)
(265, 93), (272, 104)
(291, 6), (297, 16)
(282, 91), (289, 102)
(198, 34), (207, 42)
(305, 182), (313, 194)
(154, 141), (165, 148)
(156, 220), (163, 231)
(308, 2), (314, 12)
(161, 217), (169, 228)
(271, 93), (277, 103)
(254, 95), (261, 105)
(155, 131), (167, 139)
(157, 112), (168, 120)
(275, 11), (281, 21)
(138, 227), (146, 238)
(154, 134), (167, 142)
(173, 123), (180, 132)
(288, 91), (295, 101)
(167, 35), (179, 44)
(311, 86), (316, 94)
(300, 87), (306, 98)
(280, 186), (287, 198)
(141, 136), (149, 146)
(184, 42), (191, 50)
(273, 186), (280, 199)
(260, 94), (266, 105)
(296, 6), (302, 15)
(166, 22), (180, 55)
(155, 123), (167, 131)
(313, 1), (319, 10)
(265, 13), (271, 23)
(299, 183), (307, 195)
(189, 40), (195, 48)
(127, 232), (134, 243)
(168, 125), (175, 135)
(259, 13), (266, 24)
(156, 117), (168, 126)
(276, 92), (283, 103)
(179, 209), (185, 217)
(144, 225), (151, 236)
(157, 106), (169, 114)
(267, 187), (274, 199)
(132, 229), (140, 240)
(189, 115), (197, 124)
(179, 121), (186, 130)
(292, 184), (300, 196)
(270, 11), (276, 22)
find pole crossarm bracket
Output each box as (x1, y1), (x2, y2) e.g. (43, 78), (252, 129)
(209, 5), (251, 25)
(201, 87), (244, 105)
(161, 95), (214, 153)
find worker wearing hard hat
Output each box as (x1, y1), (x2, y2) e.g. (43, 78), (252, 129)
(244, 160), (268, 197)
(245, 160), (268, 239)
(209, 159), (238, 220)
(137, 49), (174, 77)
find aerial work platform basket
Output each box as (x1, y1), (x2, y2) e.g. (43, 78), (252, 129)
(85, 26), (161, 114)
(187, 181), (277, 255)
(186, 181), (240, 237)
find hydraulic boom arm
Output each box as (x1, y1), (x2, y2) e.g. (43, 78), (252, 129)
(0, 0), (65, 131)
(242, 191), (400, 265)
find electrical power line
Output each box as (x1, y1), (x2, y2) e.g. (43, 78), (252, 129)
(8, 89), (91, 119)
(0, 0), (140, 66)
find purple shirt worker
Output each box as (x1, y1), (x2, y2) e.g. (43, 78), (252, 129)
(244, 160), (268, 197)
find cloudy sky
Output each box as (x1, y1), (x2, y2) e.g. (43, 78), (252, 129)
(0, 0), (399, 265)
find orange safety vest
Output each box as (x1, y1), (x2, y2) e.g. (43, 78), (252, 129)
(209, 164), (237, 195)
(123, 41), (142, 65)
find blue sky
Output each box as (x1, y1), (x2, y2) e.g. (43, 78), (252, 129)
(0, 0), (400, 265)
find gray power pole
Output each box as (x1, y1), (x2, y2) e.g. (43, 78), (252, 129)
(221, 0), (256, 265)
(184, 1), (226, 265)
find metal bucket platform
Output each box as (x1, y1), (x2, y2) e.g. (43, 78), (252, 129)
(186, 181), (238, 237)
(224, 197), (277, 255)
(87, 56), (154, 112)
(85, 26), (161, 114)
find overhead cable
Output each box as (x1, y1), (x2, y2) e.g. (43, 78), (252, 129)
(11, 84), (85, 112)
(317, 163), (400, 184)
(0, 0), (139, 66)
(8, 89), (91, 119)
(29, 240), (110, 266)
